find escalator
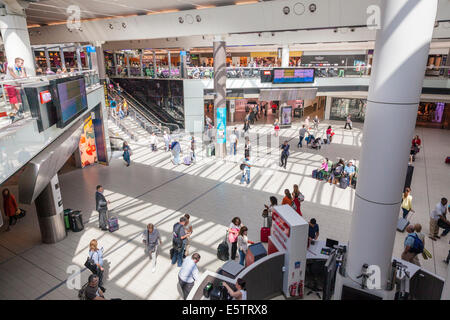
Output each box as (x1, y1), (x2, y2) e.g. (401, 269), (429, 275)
(111, 78), (185, 129)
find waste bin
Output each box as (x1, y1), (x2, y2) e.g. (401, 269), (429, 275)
(69, 210), (84, 232)
(63, 209), (72, 230)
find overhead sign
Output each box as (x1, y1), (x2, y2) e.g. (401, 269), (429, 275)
(273, 68), (315, 84)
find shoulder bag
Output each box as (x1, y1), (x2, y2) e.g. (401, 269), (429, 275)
(84, 251), (98, 274)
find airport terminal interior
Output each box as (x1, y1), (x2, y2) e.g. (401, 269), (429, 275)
(0, 0), (449, 301)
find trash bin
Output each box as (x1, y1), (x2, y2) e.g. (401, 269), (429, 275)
(63, 209), (72, 230)
(69, 210), (84, 232)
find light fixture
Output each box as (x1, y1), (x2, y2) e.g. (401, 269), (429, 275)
(309, 3), (317, 13)
(109, 23), (114, 29)
(122, 22), (127, 28)
(258, 32), (261, 37)
(271, 32), (275, 36)
(196, 15), (201, 22)
(283, 6), (290, 15)
(333, 28), (338, 33)
(179, 17), (184, 23)
(350, 28), (355, 32)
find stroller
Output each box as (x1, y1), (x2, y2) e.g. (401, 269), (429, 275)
(311, 137), (322, 150)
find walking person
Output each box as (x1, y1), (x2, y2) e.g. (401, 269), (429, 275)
(122, 141), (131, 167)
(171, 139), (181, 165)
(240, 156), (251, 185)
(274, 118), (280, 137)
(229, 129), (238, 156)
(95, 185), (109, 231)
(237, 226), (254, 266)
(2, 189), (19, 232)
(183, 214), (193, 256)
(304, 116), (310, 130)
(243, 119), (250, 135)
(178, 253), (201, 300)
(429, 198), (448, 241)
(401, 188), (415, 219)
(163, 131), (171, 152)
(4, 57), (27, 117)
(264, 196), (278, 230)
(171, 216), (191, 267)
(244, 136), (251, 158)
(280, 140), (290, 169)
(150, 132), (158, 152)
(222, 278), (247, 300)
(401, 225), (424, 267)
(228, 217), (242, 261)
(190, 136), (196, 163)
(142, 223), (162, 273)
(326, 126), (333, 144)
(313, 115), (319, 131)
(344, 114), (352, 130)
(298, 125), (309, 148)
(88, 239), (106, 292)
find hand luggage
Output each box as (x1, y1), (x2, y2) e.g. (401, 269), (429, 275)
(107, 214), (119, 233)
(209, 286), (228, 300)
(15, 208), (26, 219)
(397, 211), (413, 232)
(183, 156), (191, 165)
(261, 217), (270, 243)
(445, 157), (450, 164)
(339, 177), (349, 189)
(323, 139), (328, 144)
(312, 169), (318, 179)
(217, 233), (229, 261)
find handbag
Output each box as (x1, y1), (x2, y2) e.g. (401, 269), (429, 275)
(298, 192), (305, 202)
(228, 228), (239, 243)
(84, 252), (98, 274)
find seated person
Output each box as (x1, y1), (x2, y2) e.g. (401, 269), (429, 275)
(329, 159), (345, 184)
(308, 218), (319, 247)
(344, 160), (356, 185)
(306, 134), (315, 146)
(317, 158), (329, 180)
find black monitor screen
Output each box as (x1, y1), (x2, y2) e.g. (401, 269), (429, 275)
(341, 285), (382, 300)
(326, 238), (339, 249)
(53, 76), (87, 127)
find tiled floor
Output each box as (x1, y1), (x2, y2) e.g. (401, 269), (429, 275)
(0, 118), (449, 300)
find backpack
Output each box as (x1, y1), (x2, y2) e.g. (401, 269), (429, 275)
(240, 163), (246, 171)
(170, 141), (178, 150)
(408, 234), (424, 254)
(78, 282), (89, 300)
(172, 223), (183, 251)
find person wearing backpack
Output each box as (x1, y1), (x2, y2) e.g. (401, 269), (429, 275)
(240, 156), (251, 185)
(401, 225), (424, 266)
(171, 216), (191, 267)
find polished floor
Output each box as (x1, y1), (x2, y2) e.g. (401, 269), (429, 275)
(0, 118), (449, 300)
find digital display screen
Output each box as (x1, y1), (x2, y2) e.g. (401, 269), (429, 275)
(281, 106), (292, 125)
(56, 78), (87, 125)
(273, 68), (315, 83)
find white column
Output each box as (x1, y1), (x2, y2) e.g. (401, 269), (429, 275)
(324, 96), (332, 120)
(442, 264), (450, 300)
(0, 12), (36, 76)
(340, 0), (438, 298)
(281, 45), (289, 67)
(139, 49), (144, 77)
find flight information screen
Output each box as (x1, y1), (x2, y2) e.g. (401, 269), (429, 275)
(273, 68), (315, 83)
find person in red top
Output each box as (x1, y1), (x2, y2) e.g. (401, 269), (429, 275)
(412, 135), (421, 148)
(292, 193), (302, 216)
(3, 189), (19, 231)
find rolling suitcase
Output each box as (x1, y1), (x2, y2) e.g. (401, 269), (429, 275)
(217, 233), (229, 261)
(446, 157), (450, 164)
(183, 156), (192, 165)
(312, 169), (318, 179)
(397, 212), (413, 232)
(404, 165), (414, 190)
(107, 213), (119, 233)
(261, 217), (270, 243)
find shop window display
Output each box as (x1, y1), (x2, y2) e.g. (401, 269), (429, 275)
(330, 98), (366, 122)
(417, 102), (447, 125)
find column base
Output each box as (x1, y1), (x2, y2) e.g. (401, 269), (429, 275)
(214, 143), (227, 159)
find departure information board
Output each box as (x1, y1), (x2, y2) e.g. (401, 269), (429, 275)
(273, 68), (315, 83)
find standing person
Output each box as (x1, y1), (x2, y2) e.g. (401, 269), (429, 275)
(228, 217), (242, 261)
(313, 115), (319, 131)
(190, 136), (196, 163)
(401, 188), (415, 219)
(243, 119), (250, 135)
(142, 223), (162, 273)
(344, 114), (352, 130)
(150, 132), (158, 152)
(264, 196), (278, 230)
(274, 118), (280, 137)
(88, 239), (106, 292)
(401, 225), (423, 267)
(178, 253), (201, 300)
(308, 218), (319, 246)
(280, 140), (290, 169)
(222, 278), (247, 300)
(229, 129), (238, 156)
(183, 214), (193, 256)
(429, 198), (448, 241)
(237, 226), (254, 266)
(282, 189), (293, 206)
(4, 57), (27, 116)
(304, 116), (310, 130)
(122, 141), (131, 167)
(2, 189), (19, 232)
(171, 139), (181, 165)
(95, 185), (109, 231)
(292, 192), (302, 216)
(244, 136), (251, 159)
(240, 156), (251, 185)
(298, 125), (309, 148)
(326, 126), (333, 144)
(163, 131), (171, 152)
(171, 216), (191, 267)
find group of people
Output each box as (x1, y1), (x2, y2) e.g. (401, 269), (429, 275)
(313, 158), (358, 188)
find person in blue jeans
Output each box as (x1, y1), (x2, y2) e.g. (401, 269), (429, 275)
(240, 156), (251, 185)
(122, 141), (131, 167)
(237, 226), (254, 266)
(171, 217), (191, 267)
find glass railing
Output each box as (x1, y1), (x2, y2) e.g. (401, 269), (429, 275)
(0, 69), (100, 131)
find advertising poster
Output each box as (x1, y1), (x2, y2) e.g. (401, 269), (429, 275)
(216, 107), (227, 144)
(280, 106), (292, 126)
(79, 116), (98, 168)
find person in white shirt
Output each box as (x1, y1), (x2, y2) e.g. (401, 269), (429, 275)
(163, 131), (171, 152)
(178, 252), (201, 300)
(150, 132), (158, 152)
(237, 226), (254, 266)
(222, 278), (247, 300)
(229, 129), (238, 156)
(429, 198), (448, 241)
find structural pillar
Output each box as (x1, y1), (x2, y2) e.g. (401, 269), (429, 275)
(334, 0), (438, 300)
(93, 42), (106, 81)
(44, 48), (51, 71)
(168, 50), (172, 78)
(153, 50), (157, 78)
(76, 46), (83, 71)
(34, 175), (66, 244)
(113, 52), (118, 76)
(126, 53), (131, 77)
(139, 49), (144, 77)
(213, 36), (227, 158)
(0, 2), (36, 76)
(281, 44), (289, 67)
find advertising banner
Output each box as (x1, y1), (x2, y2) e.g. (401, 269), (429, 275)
(79, 116), (97, 168)
(216, 107), (227, 144)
